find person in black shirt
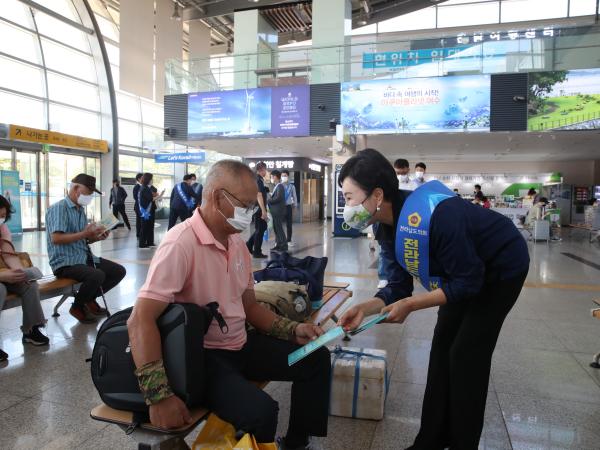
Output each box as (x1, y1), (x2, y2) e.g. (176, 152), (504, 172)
(138, 173), (155, 249)
(109, 179), (130, 230)
(133, 173), (143, 238)
(168, 174), (200, 230)
(338, 149), (529, 450)
(246, 162), (269, 258)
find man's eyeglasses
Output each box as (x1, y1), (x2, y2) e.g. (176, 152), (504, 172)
(221, 189), (258, 215)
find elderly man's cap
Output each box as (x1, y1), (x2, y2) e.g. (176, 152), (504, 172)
(71, 174), (102, 195)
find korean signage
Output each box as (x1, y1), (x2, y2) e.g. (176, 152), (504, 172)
(455, 26), (555, 45)
(271, 85), (310, 137)
(8, 124), (109, 153)
(154, 152), (206, 163)
(246, 158), (323, 173)
(249, 160), (295, 170)
(363, 46), (469, 69)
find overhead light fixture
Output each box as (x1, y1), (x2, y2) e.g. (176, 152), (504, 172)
(171, 1), (181, 21)
(357, 18), (368, 26)
(249, 0), (260, 3)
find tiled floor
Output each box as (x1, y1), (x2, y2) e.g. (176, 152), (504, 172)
(1, 221), (600, 449)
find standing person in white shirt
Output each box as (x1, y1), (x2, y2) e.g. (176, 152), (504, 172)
(281, 170), (297, 247)
(394, 159), (414, 191)
(412, 162), (427, 188)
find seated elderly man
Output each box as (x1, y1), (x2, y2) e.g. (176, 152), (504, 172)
(127, 160), (330, 449)
(46, 174), (126, 323)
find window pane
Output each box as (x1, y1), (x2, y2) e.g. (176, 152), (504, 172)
(377, 7), (436, 33)
(49, 103), (101, 138)
(0, 91), (46, 128)
(118, 119), (142, 147)
(142, 126), (164, 146)
(117, 92), (141, 121)
(143, 157), (174, 175)
(119, 154), (142, 172)
(105, 42), (119, 66)
(438, 2), (499, 27)
(34, 11), (91, 52)
(0, 56), (45, 97)
(34, 0), (78, 21)
(351, 24), (377, 36)
(501, 0), (568, 22)
(41, 38), (97, 82)
(0, 21), (41, 64)
(96, 14), (119, 42)
(47, 72), (100, 110)
(1, 0), (34, 29)
(141, 101), (164, 127)
(569, 0), (598, 16)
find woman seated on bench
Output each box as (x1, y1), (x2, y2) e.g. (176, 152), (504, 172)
(0, 195), (49, 362)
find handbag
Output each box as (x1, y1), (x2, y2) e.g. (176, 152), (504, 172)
(193, 413), (276, 450)
(0, 238), (34, 270)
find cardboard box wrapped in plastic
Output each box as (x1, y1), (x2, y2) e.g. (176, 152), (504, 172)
(329, 346), (389, 420)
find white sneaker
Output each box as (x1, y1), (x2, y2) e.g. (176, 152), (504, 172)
(377, 280), (388, 289)
(288, 241), (295, 247)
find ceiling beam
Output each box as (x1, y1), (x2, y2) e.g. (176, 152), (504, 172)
(183, 0), (305, 21)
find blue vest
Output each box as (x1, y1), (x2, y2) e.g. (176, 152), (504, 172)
(395, 181), (455, 291)
(138, 189), (152, 221)
(176, 182), (195, 210)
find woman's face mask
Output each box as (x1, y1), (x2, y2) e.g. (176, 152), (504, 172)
(0, 217), (5, 226)
(343, 200), (374, 230)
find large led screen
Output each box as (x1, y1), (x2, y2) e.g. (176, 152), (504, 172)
(271, 85), (310, 137)
(187, 85), (310, 138)
(528, 68), (600, 131)
(341, 75), (491, 134)
(188, 88), (272, 138)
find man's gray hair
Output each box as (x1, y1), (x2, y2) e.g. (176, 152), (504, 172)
(204, 160), (255, 193)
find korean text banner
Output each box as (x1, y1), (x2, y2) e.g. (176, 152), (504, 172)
(341, 75), (490, 134)
(188, 88), (271, 138)
(271, 85), (310, 137)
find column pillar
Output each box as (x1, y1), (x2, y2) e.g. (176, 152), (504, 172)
(233, 9), (278, 89)
(311, 0), (351, 84)
(188, 21), (213, 91)
(155, 0), (183, 102)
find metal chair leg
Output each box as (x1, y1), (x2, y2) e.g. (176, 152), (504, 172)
(52, 294), (70, 318)
(591, 352), (600, 369)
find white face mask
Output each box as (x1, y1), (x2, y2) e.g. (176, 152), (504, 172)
(217, 191), (255, 232)
(77, 193), (94, 207)
(343, 199), (374, 231)
(397, 174), (409, 183)
(415, 171), (425, 179)
(0, 218), (5, 226)
(281, 176), (289, 183)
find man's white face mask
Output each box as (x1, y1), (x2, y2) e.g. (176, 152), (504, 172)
(415, 171), (425, 180)
(397, 174), (409, 183)
(217, 190), (256, 232)
(77, 193), (94, 207)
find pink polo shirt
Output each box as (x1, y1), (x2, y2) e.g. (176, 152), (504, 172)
(138, 210), (253, 350)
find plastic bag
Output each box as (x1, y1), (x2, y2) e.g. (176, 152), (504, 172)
(193, 413), (276, 450)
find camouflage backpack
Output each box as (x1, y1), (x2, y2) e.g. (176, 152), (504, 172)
(253, 281), (311, 322)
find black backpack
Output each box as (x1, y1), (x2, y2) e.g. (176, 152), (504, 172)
(90, 302), (226, 421)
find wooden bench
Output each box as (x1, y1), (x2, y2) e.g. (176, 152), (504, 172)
(90, 284), (353, 450)
(0, 252), (80, 317)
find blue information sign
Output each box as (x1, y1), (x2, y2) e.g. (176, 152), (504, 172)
(154, 152), (206, 163)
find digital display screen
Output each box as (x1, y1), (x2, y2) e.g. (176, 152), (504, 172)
(187, 85), (310, 138)
(341, 74), (491, 134)
(188, 88), (271, 138)
(528, 68), (600, 132)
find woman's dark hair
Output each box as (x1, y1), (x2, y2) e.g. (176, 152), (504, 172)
(474, 184), (481, 190)
(528, 188), (537, 195)
(338, 148), (398, 200)
(539, 197), (548, 204)
(141, 172), (153, 186)
(0, 195), (14, 222)
(135, 172), (143, 182)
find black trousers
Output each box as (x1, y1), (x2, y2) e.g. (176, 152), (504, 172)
(272, 214), (287, 251)
(247, 213), (268, 255)
(54, 258), (126, 307)
(409, 272), (528, 450)
(135, 210), (141, 238)
(112, 204), (131, 229)
(139, 216), (155, 248)
(205, 332), (330, 444)
(168, 207), (193, 230)
(285, 205), (293, 242)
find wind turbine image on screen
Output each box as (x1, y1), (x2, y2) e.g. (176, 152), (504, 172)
(243, 89), (255, 135)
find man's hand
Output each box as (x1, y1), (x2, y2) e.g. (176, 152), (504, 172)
(0, 269), (27, 284)
(83, 223), (102, 240)
(339, 305), (365, 332)
(382, 299), (413, 324)
(149, 395), (193, 430)
(261, 210), (268, 221)
(293, 323), (324, 345)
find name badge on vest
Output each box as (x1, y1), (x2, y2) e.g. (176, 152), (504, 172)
(395, 181), (455, 291)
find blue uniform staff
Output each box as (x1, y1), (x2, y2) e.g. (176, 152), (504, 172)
(338, 149), (529, 450)
(168, 173), (201, 230)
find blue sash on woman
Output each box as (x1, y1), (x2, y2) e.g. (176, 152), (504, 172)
(176, 182), (195, 210)
(395, 180), (455, 291)
(138, 189), (152, 221)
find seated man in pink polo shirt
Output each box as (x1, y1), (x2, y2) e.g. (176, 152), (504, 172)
(127, 160), (330, 450)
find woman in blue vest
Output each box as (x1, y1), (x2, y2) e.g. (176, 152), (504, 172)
(138, 172), (155, 249)
(339, 149), (529, 450)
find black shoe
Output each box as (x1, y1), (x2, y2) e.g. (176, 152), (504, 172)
(0, 348), (7, 362)
(276, 437), (311, 450)
(22, 326), (50, 346)
(253, 253), (268, 259)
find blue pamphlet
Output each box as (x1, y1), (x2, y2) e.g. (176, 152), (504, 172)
(349, 313), (389, 336)
(288, 313), (390, 366)
(288, 326), (345, 366)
